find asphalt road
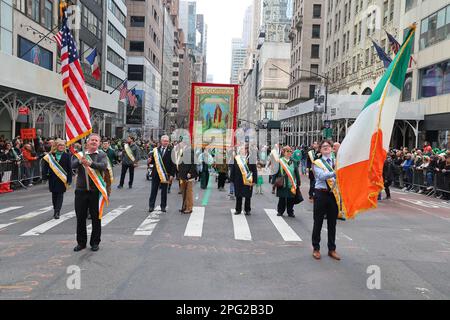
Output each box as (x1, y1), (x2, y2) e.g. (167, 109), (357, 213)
(0, 164), (449, 300)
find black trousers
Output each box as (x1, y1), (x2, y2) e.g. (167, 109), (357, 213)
(277, 197), (295, 215)
(236, 197), (251, 213)
(218, 172), (227, 189)
(119, 164), (135, 187)
(384, 180), (392, 198)
(312, 190), (338, 251)
(52, 192), (64, 213)
(149, 176), (168, 209)
(75, 190), (101, 247)
(309, 177), (316, 199)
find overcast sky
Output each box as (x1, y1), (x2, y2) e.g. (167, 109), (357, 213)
(195, 0), (253, 84)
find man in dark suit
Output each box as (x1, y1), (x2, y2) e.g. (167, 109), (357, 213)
(147, 135), (176, 213)
(71, 134), (108, 252)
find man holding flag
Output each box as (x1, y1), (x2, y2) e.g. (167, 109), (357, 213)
(58, 14), (109, 252)
(336, 25), (416, 220)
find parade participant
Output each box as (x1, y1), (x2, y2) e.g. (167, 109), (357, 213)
(230, 146), (257, 215)
(311, 140), (340, 261)
(199, 148), (210, 190)
(214, 151), (228, 191)
(275, 146), (301, 217)
(177, 142), (198, 214)
(333, 142), (340, 156)
(21, 143), (38, 187)
(71, 134), (108, 252)
(118, 136), (140, 189)
(148, 135), (176, 213)
(255, 162), (265, 194)
(307, 141), (320, 202)
(101, 140), (117, 167)
(42, 139), (72, 219)
(382, 155), (395, 200)
(267, 144), (281, 194)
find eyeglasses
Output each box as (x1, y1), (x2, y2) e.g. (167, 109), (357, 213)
(285, 150), (293, 153)
(321, 145), (331, 148)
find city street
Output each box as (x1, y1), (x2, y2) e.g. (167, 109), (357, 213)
(0, 165), (449, 300)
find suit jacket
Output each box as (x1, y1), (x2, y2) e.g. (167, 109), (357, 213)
(177, 148), (198, 180)
(149, 146), (176, 179)
(42, 152), (72, 193)
(71, 151), (108, 191)
(230, 158), (258, 198)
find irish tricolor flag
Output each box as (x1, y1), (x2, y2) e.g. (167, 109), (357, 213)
(336, 25), (416, 219)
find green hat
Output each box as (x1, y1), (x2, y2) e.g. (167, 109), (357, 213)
(292, 149), (302, 162)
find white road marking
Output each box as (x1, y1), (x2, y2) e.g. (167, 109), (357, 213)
(134, 206), (164, 236)
(87, 206), (133, 234)
(231, 209), (252, 241)
(13, 206), (53, 220)
(21, 211), (76, 236)
(264, 209), (302, 242)
(0, 207), (23, 215)
(0, 222), (16, 231)
(184, 206), (205, 237)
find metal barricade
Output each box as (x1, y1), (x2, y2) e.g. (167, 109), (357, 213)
(435, 171), (450, 197)
(411, 168), (426, 192)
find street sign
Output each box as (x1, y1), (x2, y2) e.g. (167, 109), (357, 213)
(18, 106), (30, 115)
(20, 128), (36, 140)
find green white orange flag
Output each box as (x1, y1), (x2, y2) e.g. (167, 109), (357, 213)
(336, 25), (416, 219)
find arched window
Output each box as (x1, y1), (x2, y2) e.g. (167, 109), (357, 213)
(362, 87), (373, 95)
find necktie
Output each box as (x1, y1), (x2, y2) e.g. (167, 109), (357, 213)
(161, 148), (165, 157)
(327, 158), (333, 169)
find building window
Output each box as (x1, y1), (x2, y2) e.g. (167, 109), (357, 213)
(18, 36), (53, 71)
(131, 16), (145, 28)
(311, 44), (320, 58)
(44, 0), (53, 30)
(309, 85), (316, 99)
(402, 73), (413, 102)
(108, 22), (125, 48)
(405, 0), (417, 13)
(107, 47), (125, 70)
(310, 64), (319, 77)
(0, 0), (13, 55)
(30, 0), (40, 23)
(313, 4), (321, 18)
(312, 24), (321, 38)
(108, 0), (126, 26)
(128, 64), (144, 81)
(420, 59), (450, 98)
(81, 3), (103, 39)
(107, 72), (123, 89)
(419, 5), (450, 51)
(130, 41), (144, 52)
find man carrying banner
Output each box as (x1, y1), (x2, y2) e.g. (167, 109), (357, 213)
(72, 134), (108, 252)
(312, 140), (341, 261)
(118, 136), (140, 189)
(42, 139), (72, 219)
(148, 135), (176, 213)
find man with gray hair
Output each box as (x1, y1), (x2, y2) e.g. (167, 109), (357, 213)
(71, 133), (108, 252)
(147, 135), (176, 212)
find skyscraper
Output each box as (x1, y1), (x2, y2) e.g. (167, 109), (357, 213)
(230, 38), (246, 84)
(262, 0), (291, 43)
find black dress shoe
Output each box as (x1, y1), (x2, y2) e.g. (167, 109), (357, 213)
(54, 212), (60, 219)
(234, 211), (241, 215)
(73, 245), (86, 252)
(148, 207), (154, 213)
(161, 208), (167, 213)
(288, 213), (295, 218)
(245, 211), (251, 216)
(277, 212), (283, 216)
(183, 211), (192, 214)
(91, 245), (99, 252)
(129, 185), (132, 189)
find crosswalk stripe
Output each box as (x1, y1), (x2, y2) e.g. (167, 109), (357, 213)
(231, 209), (252, 241)
(264, 209), (302, 242)
(0, 222), (16, 231)
(13, 206), (53, 221)
(87, 205), (133, 234)
(21, 211), (76, 236)
(134, 206), (167, 236)
(0, 207), (23, 215)
(184, 206), (205, 237)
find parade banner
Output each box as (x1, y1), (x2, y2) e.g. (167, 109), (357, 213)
(126, 89), (143, 125)
(189, 83), (238, 149)
(20, 128), (36, 140)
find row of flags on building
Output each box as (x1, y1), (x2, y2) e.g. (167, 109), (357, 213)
(372, 31), (416, 69)
(119, 80), (138, 107)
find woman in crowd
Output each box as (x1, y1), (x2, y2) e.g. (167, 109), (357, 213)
(275, 146), (301, 218)
(42, 139), (72, 219)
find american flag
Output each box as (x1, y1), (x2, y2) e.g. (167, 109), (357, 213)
(53, 30), (63, 48)
(386, 30), (416, 67)
(60, 18), (92, 145)
(119, 80), (128, 100)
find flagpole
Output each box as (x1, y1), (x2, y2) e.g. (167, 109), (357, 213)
(110, 78), (128, 95)
(19, 25), (60, 59)
(82, 138), (90, 191)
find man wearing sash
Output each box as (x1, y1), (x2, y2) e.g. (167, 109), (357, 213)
(307, 141), (320, 202)
(72, 134), (108, 252)
(42, 139), (72, 219)
(118, 136), (140, 189)
(147, 135), (175, 213)
(312, 140), (341, 261)
(177, 141), (198, 214)
(230, 146), (257, 215)
(275, 146), (301, 217)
